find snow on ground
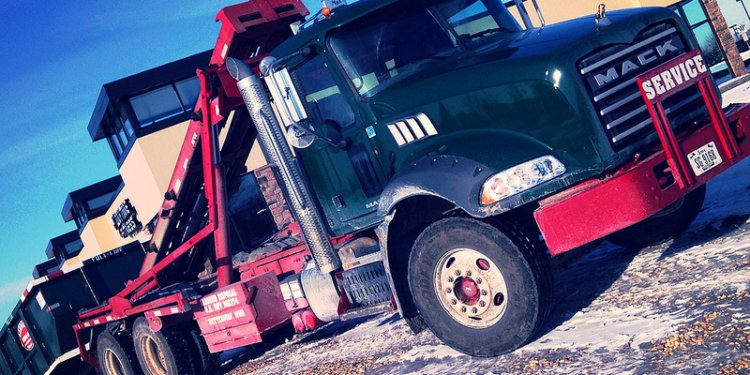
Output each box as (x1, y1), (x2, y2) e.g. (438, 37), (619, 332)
(224, 93), (750, 374)
(722, 79), (750, 108)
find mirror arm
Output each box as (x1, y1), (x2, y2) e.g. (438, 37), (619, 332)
(290, 121), (349, 150)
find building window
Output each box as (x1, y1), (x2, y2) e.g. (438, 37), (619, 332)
(72, 190), (118, 230)
(130, 76), (200, 128)
(62, 238), (83, 258)
(105, 107), (135, 160)
(175, 76), (200, 109)
(671, 0), (731, 83)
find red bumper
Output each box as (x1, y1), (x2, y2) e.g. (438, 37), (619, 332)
(534, 104), (750, 256)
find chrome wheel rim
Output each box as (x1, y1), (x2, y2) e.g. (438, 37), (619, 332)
(433, 248), (508, 328)
(140, 335), (167, 375)
(103, 348), (126, 375)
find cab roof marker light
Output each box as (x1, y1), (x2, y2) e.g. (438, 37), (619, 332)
(322, 0), (346, 18)
(480, 156), (566, 206)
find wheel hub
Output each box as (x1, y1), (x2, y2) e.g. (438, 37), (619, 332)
(455, 277), (480, 305)
(434, 248), (508, 328)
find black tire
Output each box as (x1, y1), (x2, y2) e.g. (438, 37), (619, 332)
(185, 327), (220, 375)
(97, 330), (143, 375)
(408, 217), (551, 357)
(132, 318), (194, 375)
(607, 184), (706, 249)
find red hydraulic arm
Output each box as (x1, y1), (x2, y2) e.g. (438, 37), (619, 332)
(142, 0), (308, 287)
(73, 1), (308, 362)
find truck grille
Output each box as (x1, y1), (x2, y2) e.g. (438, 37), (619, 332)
(579, 23), (707, 150)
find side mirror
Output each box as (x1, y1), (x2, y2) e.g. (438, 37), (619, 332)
(265, 66), (309, 127)
(264, 64), (319, 149)
(286, 123), (316, 149)
(287, 120), (349, 150)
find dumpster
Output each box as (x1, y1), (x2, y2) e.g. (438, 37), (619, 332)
(0, 242), (144, 375)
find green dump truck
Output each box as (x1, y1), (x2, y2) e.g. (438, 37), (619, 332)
(11, 1), (750, 373)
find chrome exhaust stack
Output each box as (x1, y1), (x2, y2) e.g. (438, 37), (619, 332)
(226, 57), (341, 273)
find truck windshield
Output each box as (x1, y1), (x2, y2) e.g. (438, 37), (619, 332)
(329, 0), (520, 98)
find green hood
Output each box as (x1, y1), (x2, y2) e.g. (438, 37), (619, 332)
(366, 7), (692, 176)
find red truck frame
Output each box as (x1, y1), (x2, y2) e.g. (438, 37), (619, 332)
(72, 0), (342, 366)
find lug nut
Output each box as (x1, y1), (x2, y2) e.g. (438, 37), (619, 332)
(448, 276), (454, 283)
(472, 307), (478, 313)
(476, 278), (482, 284)
(481, 290), (488, 296)
(446, 288), (452, 294)
(466, 270), (472, 277)
(455, 270), (461, 276)
(451, 299), (458, 305)
(479, 301), (486, 307)
(461, 306), (467, 313)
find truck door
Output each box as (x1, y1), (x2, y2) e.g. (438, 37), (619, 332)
(286, 51), (385, 234)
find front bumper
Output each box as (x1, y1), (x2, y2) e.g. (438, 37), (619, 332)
(534, 103), (750, 256)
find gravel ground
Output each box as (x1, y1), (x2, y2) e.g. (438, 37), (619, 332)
(222, 156), (750, 375)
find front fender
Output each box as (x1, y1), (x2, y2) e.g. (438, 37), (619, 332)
(378, 155), (492, 218)
(379, 127), (561, 218)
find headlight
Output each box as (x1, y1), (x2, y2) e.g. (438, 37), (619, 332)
(480, 156), (566, 206)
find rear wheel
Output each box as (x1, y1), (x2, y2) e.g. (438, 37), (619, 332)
(607, 184), (706, 249)
(185, 327), (219, 375)
(408, 217), (550, 356)
(132, 318), (193, 375)
(97, 330), (142, 375)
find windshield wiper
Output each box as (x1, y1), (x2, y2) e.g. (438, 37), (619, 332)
(465, 27), (512, 40)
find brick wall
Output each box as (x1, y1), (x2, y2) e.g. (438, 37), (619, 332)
(701, 0), (747, 78)
(254, 165), (294, 230)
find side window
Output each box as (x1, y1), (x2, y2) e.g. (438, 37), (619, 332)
(290, 55), (356, 128)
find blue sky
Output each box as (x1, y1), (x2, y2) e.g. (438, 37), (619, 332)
(0, 0), (322, 319)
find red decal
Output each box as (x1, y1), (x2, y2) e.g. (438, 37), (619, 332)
(17, 321), (34, 351)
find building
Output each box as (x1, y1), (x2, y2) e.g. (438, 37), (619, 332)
(515, 0), (749, 84)
(54, 48), (281, 272)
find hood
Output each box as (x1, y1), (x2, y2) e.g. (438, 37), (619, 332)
(367, 7), (685, 120)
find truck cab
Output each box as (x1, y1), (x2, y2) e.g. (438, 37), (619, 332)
(269, 0), (702, 234)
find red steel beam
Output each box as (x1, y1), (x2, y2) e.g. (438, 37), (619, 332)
(197, 71), (233, 288)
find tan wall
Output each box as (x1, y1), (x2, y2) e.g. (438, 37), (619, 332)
(137, 123), (190, 194)
(62, 218), (118, 271)
(61, 121), (190, 270)
(246, 139), (268, 172)
(515, 0), (677, 26)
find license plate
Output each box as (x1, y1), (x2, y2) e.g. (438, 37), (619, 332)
(687, 141), (722, 177)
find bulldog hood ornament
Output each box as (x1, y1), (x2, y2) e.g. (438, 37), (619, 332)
(596, 4), (612, 27)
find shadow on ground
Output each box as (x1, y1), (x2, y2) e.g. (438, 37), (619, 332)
(660, 213), (750, 260)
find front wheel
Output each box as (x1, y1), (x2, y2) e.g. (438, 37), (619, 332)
(408, 217), (550, 356)
(607, 184), (706, 249)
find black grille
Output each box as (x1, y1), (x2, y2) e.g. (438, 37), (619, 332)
(579, 23), (708, 150)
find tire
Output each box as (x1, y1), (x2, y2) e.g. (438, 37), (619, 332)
(185, 327), (219, 375)
(97, 330), (143, 375)
(132, 318), (194, 375)
(607, 184), (706, 249)
(408, 217), (551, 357)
